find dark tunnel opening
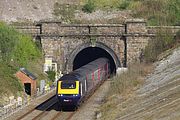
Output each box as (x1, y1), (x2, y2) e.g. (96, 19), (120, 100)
(73, 47), (116, 74)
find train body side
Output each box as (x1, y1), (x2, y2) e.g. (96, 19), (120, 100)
(56, 58), (110, 107)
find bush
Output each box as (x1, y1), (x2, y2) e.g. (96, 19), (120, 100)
(144, 30), (176, 63)
(176, 30), (180, 41)
(12, 34), (41, 67)
(0, 22), (41, 67)
(46, 70), (56, 82)
(82, 0), (95, 13)
(53, 2), (78, 23)
(132, 0), (180, 26)
(0, 22), (18, 62)
(117, 0), (130, 10)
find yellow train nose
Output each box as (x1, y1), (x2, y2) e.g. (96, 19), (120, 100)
(58, 81), (79, 95)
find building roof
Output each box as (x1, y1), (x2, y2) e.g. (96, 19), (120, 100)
(20, 68), (37, 80)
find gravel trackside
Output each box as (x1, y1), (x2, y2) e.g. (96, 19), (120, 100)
(71, 81), (111, 120)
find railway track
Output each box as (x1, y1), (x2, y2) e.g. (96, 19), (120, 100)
(14, 77), (108, 120)
(15, 81), (106, 120)
(50, 79), (105, 120)
(16, 95), (57, 120)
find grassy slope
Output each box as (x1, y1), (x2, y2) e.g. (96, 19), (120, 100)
(79, 0), (180, 25)
(98, 63), (153, 120)
(0, 22), (47, 105)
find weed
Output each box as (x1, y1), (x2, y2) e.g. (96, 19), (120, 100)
(117, 0), (130, 10)
(53, 2), (79, 23)
(82, 0), (95, 13)
(144, 29), (177, 63)
(99, 63), (153, 120)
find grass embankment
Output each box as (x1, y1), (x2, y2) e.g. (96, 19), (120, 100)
(81, 0), (180, 25)
(99, 63), (153, 120)
(54, 0), (179, 25)
(0, 22), (46, 105)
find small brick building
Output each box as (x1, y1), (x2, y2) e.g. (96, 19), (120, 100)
(16, 68), (37, 96)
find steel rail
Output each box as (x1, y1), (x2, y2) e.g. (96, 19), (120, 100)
(16, 95), (55, 120)
(32, 101), (57, 120)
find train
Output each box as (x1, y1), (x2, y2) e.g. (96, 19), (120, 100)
(56, 58), (110, 108)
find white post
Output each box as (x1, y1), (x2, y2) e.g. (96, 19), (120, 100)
(116, 67), (128, 76)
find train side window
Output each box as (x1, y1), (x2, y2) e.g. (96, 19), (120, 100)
(94, 70), (98, 81)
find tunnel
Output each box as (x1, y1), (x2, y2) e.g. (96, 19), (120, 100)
(67, 42), (121, 74)
(73, 47), (116, 73)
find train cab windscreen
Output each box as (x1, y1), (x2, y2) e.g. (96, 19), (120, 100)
(58, 81), (79, 95)
(61, 82), (76, 89)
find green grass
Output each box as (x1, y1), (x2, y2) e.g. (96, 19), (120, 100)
(0, 22), (47, 105)
(80, 0), (180, 25)
(0, 22), (41, 67)
(0, 62), (23, 105)
(132, 0), (180, 25)
(81, 0), (130, 10)
(53, 2), (80, 23)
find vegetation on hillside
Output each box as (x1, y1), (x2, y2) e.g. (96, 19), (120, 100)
(99, 63), (153, 120)
(144, 30), (179, 63)
(53, 2), (79, 23)
(132, 0), (180, 25)
(80, 0), (180, 25)
(0, 22), (44, 104)
(0, 22), (41, 67)
(82, 0), (95, 13)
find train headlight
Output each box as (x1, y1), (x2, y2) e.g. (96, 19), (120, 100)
(73, 94), (78, 96)
(58, 94), (63, 96)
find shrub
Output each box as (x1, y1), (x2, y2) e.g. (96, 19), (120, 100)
(0, 22), (41, 67)
(0, 22), (18, 62)
(176, 30), (180, 41)
(132, 0), (180, 26)
(144, 30), (176, 63)
(117, 0), (130, 10)
(82, 0), (95, 13)
(12, 34), (41, 67)
(53, 2), (78, 23)
(46, 70), (56, 82)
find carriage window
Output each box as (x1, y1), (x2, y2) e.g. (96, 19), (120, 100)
(61, 82), (76, 89)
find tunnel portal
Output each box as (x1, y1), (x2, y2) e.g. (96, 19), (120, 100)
(73, 47), (117, 74)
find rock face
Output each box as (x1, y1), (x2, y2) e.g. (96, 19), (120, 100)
(0, 0), (57, 22)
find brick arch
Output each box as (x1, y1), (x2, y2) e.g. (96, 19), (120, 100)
(65, 42), (121, 73)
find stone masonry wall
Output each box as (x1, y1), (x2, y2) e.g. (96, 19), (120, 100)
(41, 20), (150, 71)
(125, 19), (149, 64)
(13, 19), (180, 72)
